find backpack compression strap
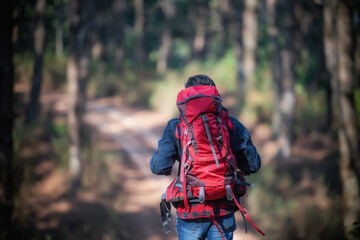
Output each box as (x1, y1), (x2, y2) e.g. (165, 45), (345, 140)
(232, 192), (266, 236)
(210, 215), (225, 240)
(202, 114), (220, 167)
(178, 124), (190, 211)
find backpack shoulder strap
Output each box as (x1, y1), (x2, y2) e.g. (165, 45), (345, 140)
(221, 107), (234, 131)
(201, 114), (220, 167)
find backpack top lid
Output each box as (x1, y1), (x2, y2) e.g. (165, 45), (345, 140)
(176, 85), (223, 126)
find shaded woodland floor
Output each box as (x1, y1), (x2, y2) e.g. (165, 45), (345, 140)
(12, 85), (344, 240)
(13, 88), (178, 240)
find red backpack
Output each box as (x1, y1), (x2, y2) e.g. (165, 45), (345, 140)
(160, 85), (265, 237)
(175, 85), (237, 206)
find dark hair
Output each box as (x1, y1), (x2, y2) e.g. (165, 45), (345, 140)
(185, 75), (216, 88)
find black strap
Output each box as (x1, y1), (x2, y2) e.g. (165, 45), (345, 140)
(239, 206), (248, 233)
(160, 199), (172, 234)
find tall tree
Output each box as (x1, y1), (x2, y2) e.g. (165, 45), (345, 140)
(0, 1), (14, 238)
(323, 0), (339, 130)
(228, 0), (246, 113)
(354, 3), (360, 133)
(336, 1), (359, 237)
(218, 0), (231, 57)
(324, 0), (360, 237)
(113, 0), (127, 73)
(242, 0), (259, 84)
(190, 0), (209, 59)
(266, 0), (282, 137)
(266, 0), (296, 159)
(55, 0), (64, 57)
(278, 0), (296, 160)
(67, 0), (93, 197)
(67, 0), (81, 197)
(156, 0), (175, 74)
(134, 0), (145, 63)
(25, 0), (47, 123)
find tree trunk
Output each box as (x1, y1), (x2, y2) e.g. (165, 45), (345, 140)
(323, 0), (340, 131)
(324, 0), (360, 237)
(0, 2), (14, 238)
(242, 0), (258, 84)
(190, 0), (208, 59)
(280, 1), (296, 160)
(55, 0), (64, 57)
(266, 0), (282, 137)
(218, 0), (231, 57)
(278, 41), (295, 160)
(354, 3), (360, 136)
(156, 0), (175, 74)
(228, 0), (245, 114)
(67, 0), (82, 197)
(55, 22), (63, 57)
(67, 0), (93, 198)
(25, 0), (46, 123)
(336, 1), (360, 237)
(113, 0), (126, 72)
(270, 0), (296, 160)
(134, 0), (145, 63)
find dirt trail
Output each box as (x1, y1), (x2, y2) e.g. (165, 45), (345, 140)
(84, 97), (261, 240)
(85, 98), (178, 240)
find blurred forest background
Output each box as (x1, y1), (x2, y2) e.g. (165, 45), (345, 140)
(1, 0), (360, 239)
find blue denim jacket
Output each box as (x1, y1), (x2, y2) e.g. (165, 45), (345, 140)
(150, 117), (261, 175)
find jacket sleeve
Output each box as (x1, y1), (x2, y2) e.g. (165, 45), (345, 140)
(229, 117), (261, 174)
(150, 119), (180, 175)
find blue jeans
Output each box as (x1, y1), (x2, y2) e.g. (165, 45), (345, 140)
(176, 213), (236, 240)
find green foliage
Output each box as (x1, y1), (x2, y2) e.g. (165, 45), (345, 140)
(247, 165), (345, 240)
(80, 125), (116, 193)
(295, 83), (327, 133)
(355, 87), (360, 134)
(149, 71), (184, 116)
(50, 123), (70, 168)
(254, 24), (272, 92)
(169, 38), (191, 69)
(202, 50), (237, 92)
(14, 53), (34, 83)
(87, 70), (119, 98)
(14, 51), (67, 90)
(149, 50), (237, 115)
(42, 53), (68, 90)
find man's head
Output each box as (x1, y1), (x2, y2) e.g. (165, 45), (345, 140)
(185, 74), (216, 88)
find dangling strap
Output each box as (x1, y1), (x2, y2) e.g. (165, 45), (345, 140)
(232, 192), (266, 236)
(179, 126), (190, 211)
(160, 194), (172, 234)
(239, 207), (248, 233)
(198, 186), (205, 203)
(202, 114), (220, 167)
(182, 174), (189, 210)
(210, 215), (225, 240)
(180, 142), (191, 211)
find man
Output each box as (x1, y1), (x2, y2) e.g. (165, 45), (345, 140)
(150, 74), (261, 240)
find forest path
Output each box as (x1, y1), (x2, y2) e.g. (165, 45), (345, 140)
(84, 97), (178, 240)
(84, 97), (260, 240)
